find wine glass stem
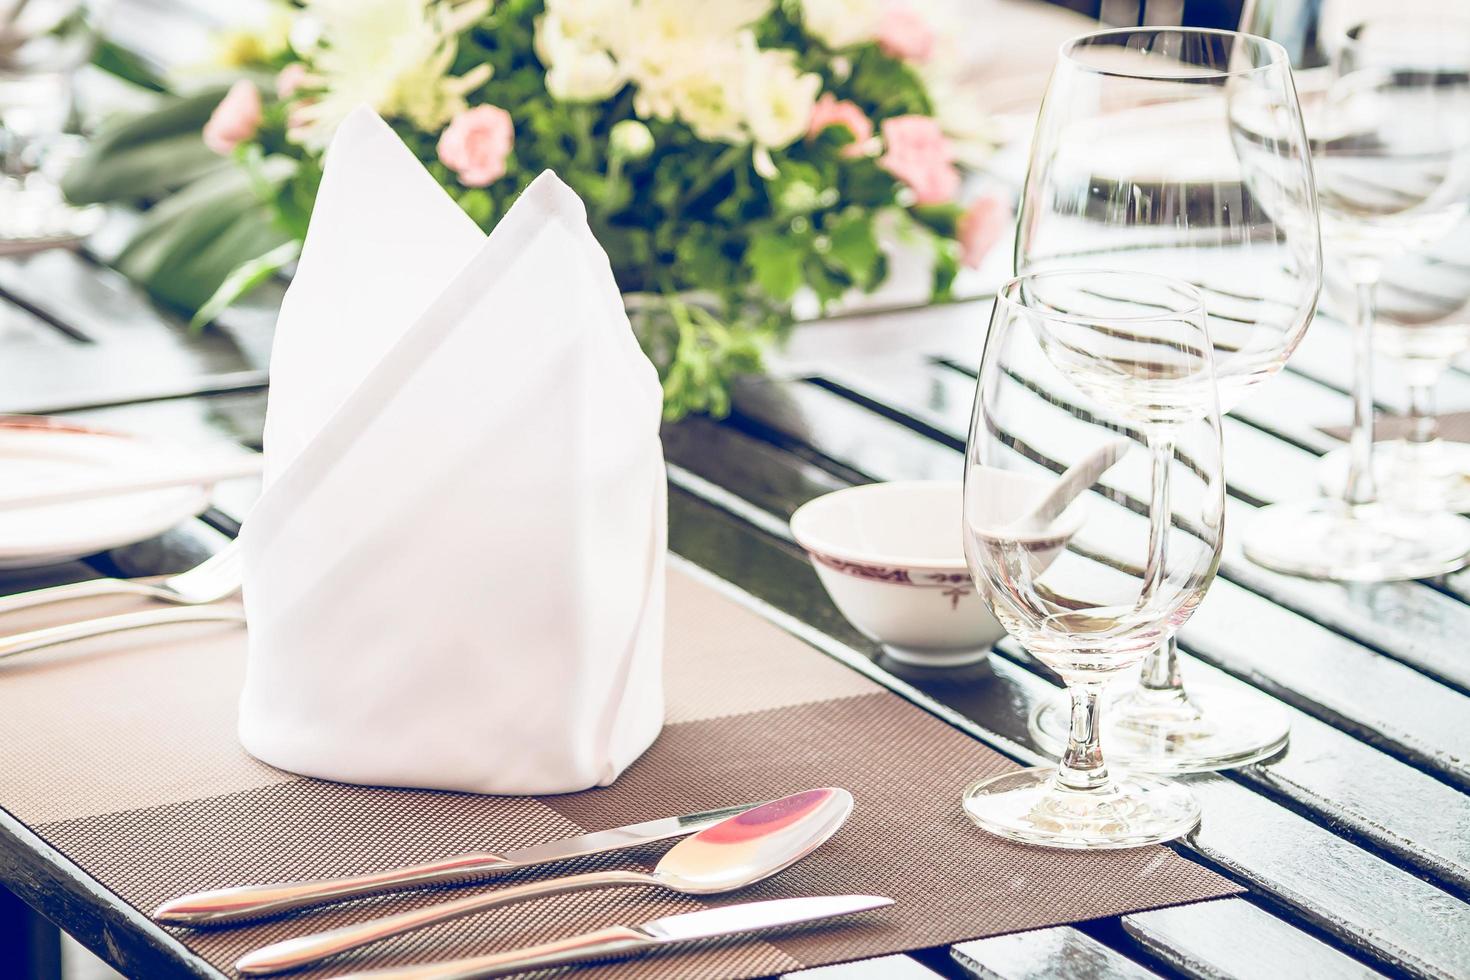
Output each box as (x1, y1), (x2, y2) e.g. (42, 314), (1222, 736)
(1134, 434), (1187, 699)
(1407, 376), (1440, 446)
(1345, 278), (1381, 507)
(1142, 434), (1174, 597)
(1057, 680), (1110, 792)
(1139, 634), (1186, 694)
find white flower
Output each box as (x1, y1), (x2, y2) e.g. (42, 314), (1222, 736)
(536, 13), (624, 101)
(543, 0), (626, 39)
(613, 0), (768, 118)
(610, 119), (655, 159)
(739, 38), (821, 150)
(799, 0), (880, 50)
(288, 0), (491, 149)
(664, 42), (749, 142)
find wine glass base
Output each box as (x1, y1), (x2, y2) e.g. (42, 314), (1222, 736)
(1030, 682), (1290, 774)
(1319, 442), (1470, 514)
(962, 767), (1200, 849)
(1242, 498), (1470, 581)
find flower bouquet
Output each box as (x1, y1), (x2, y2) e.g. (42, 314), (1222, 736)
(66, 0), (1007, 418)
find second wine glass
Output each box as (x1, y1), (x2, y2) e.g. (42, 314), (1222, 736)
(1016, 28), (1320, 772)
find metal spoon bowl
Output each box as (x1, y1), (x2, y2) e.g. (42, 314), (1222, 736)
(235, 787), (855, 976)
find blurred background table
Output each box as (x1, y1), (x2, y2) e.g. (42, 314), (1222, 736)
(6, 1), (1470, 979)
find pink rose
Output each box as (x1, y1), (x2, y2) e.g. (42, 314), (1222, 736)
(956, 194), (1011, 268)
(276, 63), (309, 100)
(437, 105), (514, 188)
(879, 115), (959, 205)
(202, 80), (263, 156)
(807, 93), (874, 157)
(878, 5), (934, 63)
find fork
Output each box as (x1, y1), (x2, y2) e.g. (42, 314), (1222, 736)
(0, 543), (243, 616)
(0, 606), (247, 662)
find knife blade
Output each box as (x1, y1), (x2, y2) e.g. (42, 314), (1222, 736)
(643, 893), (895, 943)
(152, 801), (761, 926)
(329, 894), (896, 980)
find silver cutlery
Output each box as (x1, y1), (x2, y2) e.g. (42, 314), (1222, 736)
(326, 894), (894, 980)
(0, 543), (242, 616)
(0, 605), (245, 662)
(153, 801), (761, 926)
(235, 787), (854, 976)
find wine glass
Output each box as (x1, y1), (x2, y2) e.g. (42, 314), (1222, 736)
(1244, 0), (1470, 514)
(1239, 3), (1470, 580)
(0, 0), (102, 251)
(962, 270), (1225, 849)
(1016, 28), (1319, 773)
(1316, 220), (1470, 511)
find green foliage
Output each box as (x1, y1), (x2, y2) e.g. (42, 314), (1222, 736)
(115, 156), (297, 313)
(90, 39), (168, 93)
(62, 87), (231, 203)
(67, 0), (974, 419)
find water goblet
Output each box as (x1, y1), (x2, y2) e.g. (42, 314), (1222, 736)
(961, 270), (1226, 849)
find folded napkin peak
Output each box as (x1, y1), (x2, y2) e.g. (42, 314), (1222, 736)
(264, 106), (484, 488)
(239, 109), (667, 796)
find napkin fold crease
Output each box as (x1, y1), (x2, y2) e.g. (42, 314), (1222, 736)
(238, 107), (666, 795)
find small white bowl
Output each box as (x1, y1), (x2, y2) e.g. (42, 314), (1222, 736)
(790, 481), (1005, 667)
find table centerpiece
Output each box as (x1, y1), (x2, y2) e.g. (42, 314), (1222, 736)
(63, 0), (1007, 418)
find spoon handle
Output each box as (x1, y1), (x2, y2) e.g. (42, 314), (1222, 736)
(152, 852), (518, 926)
(233, 869), (653, 976)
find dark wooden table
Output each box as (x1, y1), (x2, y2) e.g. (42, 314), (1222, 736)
(2, 210), (1470, 980)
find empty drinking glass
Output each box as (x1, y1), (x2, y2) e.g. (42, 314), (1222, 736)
(1240, 2), (1470, 580)
(1016, 27), (1318, 772)
(962, 271), (1225, 849)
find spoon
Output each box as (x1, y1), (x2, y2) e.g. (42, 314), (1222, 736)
(234, 787), (855, 976)
(1008, 437), (1135, 534)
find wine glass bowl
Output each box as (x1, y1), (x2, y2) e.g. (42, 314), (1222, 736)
(1018, 28), (1322, 412)
(961, 271), (1225, 849)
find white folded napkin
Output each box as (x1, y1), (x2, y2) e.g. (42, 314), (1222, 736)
(237, 107), (667, 795)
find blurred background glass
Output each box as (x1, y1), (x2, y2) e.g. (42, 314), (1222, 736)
(0, 0), (103, 250)
(1240, 0), (1470, 581)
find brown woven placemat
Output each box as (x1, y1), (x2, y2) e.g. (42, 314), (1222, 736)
(0, 566), (1239, 978)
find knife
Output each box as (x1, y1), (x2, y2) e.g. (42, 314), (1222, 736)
(326, 894), (895, 980)
(152, 802), (760, 926)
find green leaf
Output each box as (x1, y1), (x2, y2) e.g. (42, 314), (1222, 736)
(457, 188), (495, 227)
(909, 203), (963, 238)
(746, 232), (806, 302)
(825, 211), (880, 288)
(63, 88), (233, 204)
(932, 241), (960, 301)
(90, 39), (169, 93)
(190, 239), (302, 330)
(117, 157), (296, 312)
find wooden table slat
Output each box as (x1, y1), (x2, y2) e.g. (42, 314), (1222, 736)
(1120, 898), (1388, 980)
(953, 926), (1163, 980)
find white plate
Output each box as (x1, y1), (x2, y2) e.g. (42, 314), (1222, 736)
(0, 417), (213, 569)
